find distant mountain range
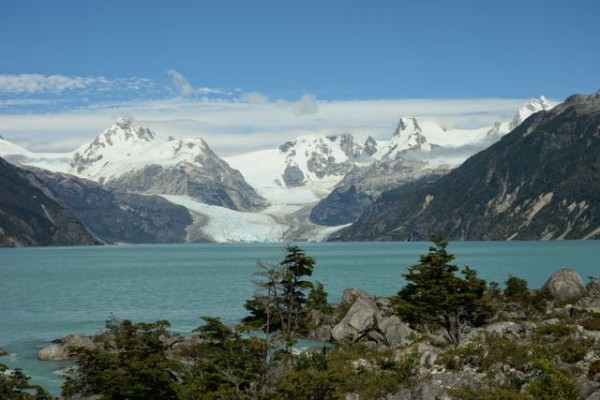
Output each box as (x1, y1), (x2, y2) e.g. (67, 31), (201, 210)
(331, 91), (600, 241)
(5, 91), (596, 246)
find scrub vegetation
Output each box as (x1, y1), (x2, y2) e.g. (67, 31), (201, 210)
(3, 238), (599, 399)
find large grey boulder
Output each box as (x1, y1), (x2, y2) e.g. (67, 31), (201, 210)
(332, 298), (378, 342)
(331, 289), (414, 347)
(541, 267), (586, 304)
(37, 334), (96, 361)
(0, 347), (7, 357)
(378, 315), (413, 347)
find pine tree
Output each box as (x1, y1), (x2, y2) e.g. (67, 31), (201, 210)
(393, 235), (492, 345)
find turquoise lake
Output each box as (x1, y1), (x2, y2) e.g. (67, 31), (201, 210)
(1, 240), (599, 394)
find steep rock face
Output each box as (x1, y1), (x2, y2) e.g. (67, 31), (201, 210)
(69, 119), (266, 212)
(311, 98), (555, 228)
(332, 91), (600, 241)
(33, 168), (194, 244)
(0, 158), (99, 247)
(277, 134), (375, 187)
(310, 158), (449, 226)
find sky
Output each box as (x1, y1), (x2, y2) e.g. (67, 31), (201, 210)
(0, 0), (599, 155)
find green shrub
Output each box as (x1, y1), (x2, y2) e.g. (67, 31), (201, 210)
(554, 336), (593, 364)
(582, 316), (600, 331)
(534, 322), (573, 340)
(589, 359), (600, 380)
(527, 359), (579, 400)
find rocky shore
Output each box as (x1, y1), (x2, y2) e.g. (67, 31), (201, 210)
(32, 267), (600, 399)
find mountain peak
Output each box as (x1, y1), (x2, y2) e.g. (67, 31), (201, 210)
(104, 118), (156, 144)
(509, 96), (554, 131)
(393, 117), (422, 138)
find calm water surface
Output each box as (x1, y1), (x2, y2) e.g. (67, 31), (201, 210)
(1, 241), (599, 394)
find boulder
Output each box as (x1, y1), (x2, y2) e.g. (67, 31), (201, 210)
(0, 347), (7, 357)
(332, 297), (378, 342)
(37, 343), (66, 361)
(541, 267), (586, 304)
(341, 288), (372, 305)
(579, 278), (600, 310)
(311, 325), (333, 342)
(485, 321), (520, 337)
(377, 315), (414, 347)
(37, 334), (96, 361)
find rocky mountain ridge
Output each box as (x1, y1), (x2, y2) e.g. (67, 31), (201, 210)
(333, 90), (600, 241)
(68, 118), (267, 212)
(0, 157), (99, 247)
(0, 95), (564, 244)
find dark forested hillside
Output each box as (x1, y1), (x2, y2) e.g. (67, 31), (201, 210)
(333, 91), (600, 241)
(0, 157), (99, 247)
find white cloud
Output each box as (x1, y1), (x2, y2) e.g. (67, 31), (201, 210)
(166, 69), (228, 97)
(0, 95), (540, 156)
(0, 74), (107, 94)
(282, 93), (319, 116)
(240, 91), (269, 104)
(167, 69), (195, 96)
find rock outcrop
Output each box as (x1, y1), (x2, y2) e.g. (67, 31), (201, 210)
(542, 267), (586, 303)
(37, 334), (97, 361)
(330, 288), (414, 347)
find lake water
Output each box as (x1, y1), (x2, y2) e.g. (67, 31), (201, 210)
(1, 240), (599, 394)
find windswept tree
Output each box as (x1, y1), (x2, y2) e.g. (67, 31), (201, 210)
(182, 317), (269, 399)
(62, 319), (180, 400)
(243, 245), (316, 355)
(393, 235), (492, 345)
(0, 364), (54, 400)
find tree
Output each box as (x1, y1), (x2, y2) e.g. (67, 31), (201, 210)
(243, 245), (316, 356)
(0, 363), (54, 400)
(393, 235), (492, 345)
(62, 319), (180, 400)
(504, 275), (530, 304)
(182, 317), (269, 399)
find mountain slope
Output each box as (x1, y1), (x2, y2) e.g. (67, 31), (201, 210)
(32, 168), (194, 244)
(0, 157), (99, 247)
(310, 97), (555, 226)
(332, 91), (600, 241)
(68, 118), (266, 211)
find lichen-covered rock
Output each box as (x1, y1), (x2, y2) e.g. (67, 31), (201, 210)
(541, 268), (586, 304)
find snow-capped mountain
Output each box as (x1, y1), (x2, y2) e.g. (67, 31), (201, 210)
(309, 96), (557, 226)
(0, 96), (558, 243)
(377, 96), (556, 165)
(70, 118), (266, 212)
(508, 96), (553, 131)
(0, 135), (31, 158)
(224, 134), (376, 214)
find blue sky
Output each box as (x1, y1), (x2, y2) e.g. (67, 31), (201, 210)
(0, 0), (599, 153)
